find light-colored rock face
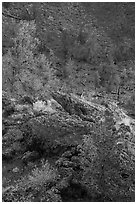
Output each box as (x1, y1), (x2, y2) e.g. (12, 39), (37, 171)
(32, 98), (63, 114)
(106, 100), (135, 134)
(33, 100), (56, 113)
(115, 117), (135, 133)
(33, 100), (47, 112)
(48, 98), (63, 109)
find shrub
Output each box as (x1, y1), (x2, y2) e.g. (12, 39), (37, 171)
(3, 160), (58, 202)
(79, 123), (114, 198)
(25, 160), (57, 189)
(79, 111), (134, 201)
(3, 20), (60, 98)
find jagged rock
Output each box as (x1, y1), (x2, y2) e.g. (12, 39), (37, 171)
(33, 100), (57, 114)
(51, 91), (103, 122)
(48, 98), (64, 111)
(33, 100), (48, 112)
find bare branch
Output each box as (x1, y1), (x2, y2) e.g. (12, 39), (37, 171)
(2, 11), (22, 20)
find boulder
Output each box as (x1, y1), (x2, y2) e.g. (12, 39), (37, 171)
(33, 100), (56, 113)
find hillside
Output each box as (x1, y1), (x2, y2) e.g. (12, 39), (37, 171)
(2, 2), (135, 202)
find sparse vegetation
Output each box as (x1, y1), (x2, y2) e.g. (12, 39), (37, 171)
(2, 2), (134, 202)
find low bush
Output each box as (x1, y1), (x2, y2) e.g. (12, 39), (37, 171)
(3, 160), (59, 202)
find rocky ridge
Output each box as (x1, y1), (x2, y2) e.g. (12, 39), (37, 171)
(2, 91), (135, 201)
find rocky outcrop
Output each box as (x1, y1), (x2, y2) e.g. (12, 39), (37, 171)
(2, 91), (135, 202)
(51, 91), (105, 122)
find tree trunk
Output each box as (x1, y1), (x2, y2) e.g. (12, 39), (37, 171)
(117, 86), (120, 101)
